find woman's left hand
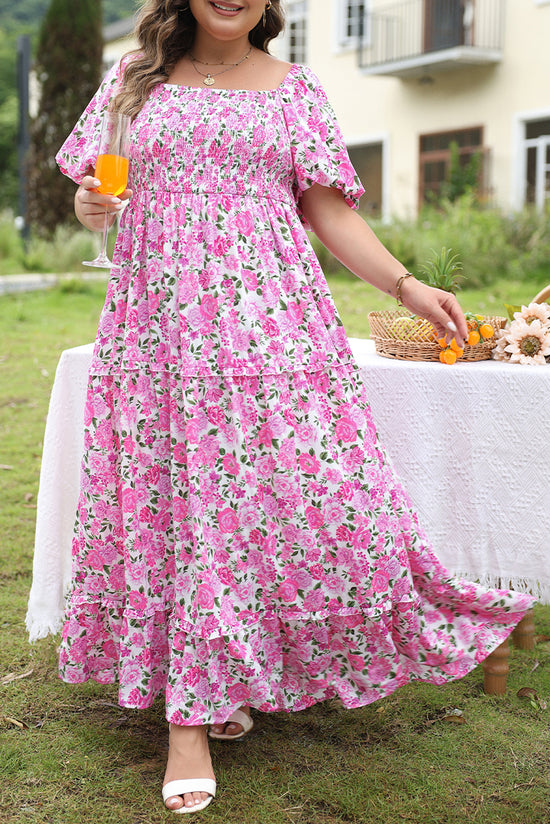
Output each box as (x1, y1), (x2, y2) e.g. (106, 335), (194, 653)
(398, 277), (468, 348)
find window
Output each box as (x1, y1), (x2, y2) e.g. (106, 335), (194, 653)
(338, 0), (368, 49)
(419, 127), (485, 205)
(524, 119), (550, 208)
(285, 1), (308, 64)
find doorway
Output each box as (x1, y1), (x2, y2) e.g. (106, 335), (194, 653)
(424, 0), (465, 52)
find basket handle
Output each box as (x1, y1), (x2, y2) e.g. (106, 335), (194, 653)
(533, 284), (550, 304)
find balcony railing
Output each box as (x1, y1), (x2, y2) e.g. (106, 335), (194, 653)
(358, 0), (504, 78)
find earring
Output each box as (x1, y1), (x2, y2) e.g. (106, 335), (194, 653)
(263, 1), (272, 27)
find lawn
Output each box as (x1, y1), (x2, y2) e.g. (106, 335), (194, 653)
(1, 280), (549, 824)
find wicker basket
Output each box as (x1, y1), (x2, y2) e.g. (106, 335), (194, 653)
(368, 310), (507, 362)
(533, 284), (550, 304)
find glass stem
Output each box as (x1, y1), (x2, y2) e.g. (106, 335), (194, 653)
(99, 207), (110, 259)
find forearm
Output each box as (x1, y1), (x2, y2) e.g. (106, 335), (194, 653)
(300, 183), (469, 345)
(301, 185), (408, 298)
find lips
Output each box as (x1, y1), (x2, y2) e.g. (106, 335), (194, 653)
(209, 1), (245, 15)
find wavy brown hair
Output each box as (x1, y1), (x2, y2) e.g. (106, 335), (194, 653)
(113, 0), (285, 119)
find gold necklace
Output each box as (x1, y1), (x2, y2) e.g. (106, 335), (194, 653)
(189, 45), (252, 86)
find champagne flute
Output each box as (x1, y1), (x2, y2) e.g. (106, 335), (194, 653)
(83, 110), (131, 269)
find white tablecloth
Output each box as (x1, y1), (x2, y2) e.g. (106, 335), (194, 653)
(26, 339), (550, 641)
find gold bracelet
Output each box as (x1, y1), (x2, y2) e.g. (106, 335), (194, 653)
(395, 272), (414, 306)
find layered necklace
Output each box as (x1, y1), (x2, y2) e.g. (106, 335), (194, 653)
(189, 45), (253, 86)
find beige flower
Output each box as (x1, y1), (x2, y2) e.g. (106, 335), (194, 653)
(505, 318), (550, 365)
(514, 301), (550, 327)
(491, 328), (511, 361)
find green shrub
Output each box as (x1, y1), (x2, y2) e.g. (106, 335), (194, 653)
(371, 195), (550, 289)
(24, 224), (100, 273)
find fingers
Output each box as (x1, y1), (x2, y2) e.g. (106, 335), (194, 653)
(76, 178), (131, 233)
(401, 280), (468, 348)
(441, 294), (469, 347)
(80, 174), (101, 191)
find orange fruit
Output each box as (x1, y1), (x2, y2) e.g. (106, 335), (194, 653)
(440, 349), (457, 365)
(467, 330), (481, 346)
(437, 337), (448, 348)
(479, 323), (494, 339)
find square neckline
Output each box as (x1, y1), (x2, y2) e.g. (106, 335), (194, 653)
(161, 62), (300, 94)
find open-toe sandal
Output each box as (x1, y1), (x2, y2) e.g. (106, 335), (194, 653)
(208, 709), (254, 741)
(162, 779), (216, 814)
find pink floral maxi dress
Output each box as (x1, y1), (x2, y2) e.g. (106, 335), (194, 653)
(56, 61), (534, 725)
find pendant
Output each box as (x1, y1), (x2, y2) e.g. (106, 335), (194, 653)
(203, 75), (215, 86)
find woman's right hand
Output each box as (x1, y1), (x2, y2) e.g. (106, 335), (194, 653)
(75, 174), (132, 232)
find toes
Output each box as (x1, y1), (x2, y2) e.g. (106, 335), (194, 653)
(165, 794), (185, 811)
(226, 723), (243, 735)
(166, 792), (208, 810)
(185, 791), (208, 809)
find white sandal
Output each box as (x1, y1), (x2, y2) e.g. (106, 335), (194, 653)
(208, 709), (254, 741)
(162, 778), (216, 814)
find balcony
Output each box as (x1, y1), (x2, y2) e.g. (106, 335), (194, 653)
(358, 0), (504, 79)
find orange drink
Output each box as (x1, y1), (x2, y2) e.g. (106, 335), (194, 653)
(95, 153), (129, 197)
(83, 111), (131, 269)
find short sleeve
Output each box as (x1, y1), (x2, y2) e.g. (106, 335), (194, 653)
(280, 65), (365, 226)
(55, 59), (126, 185)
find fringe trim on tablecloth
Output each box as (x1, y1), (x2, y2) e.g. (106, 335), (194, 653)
(450, 572), (547, 606)
(26, 578), (72, 643)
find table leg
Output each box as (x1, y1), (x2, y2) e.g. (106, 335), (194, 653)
(511, 609), (535, 650)
(482, 639), (509, 695)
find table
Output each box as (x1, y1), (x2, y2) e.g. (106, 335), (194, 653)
(27, 339), (549, 650)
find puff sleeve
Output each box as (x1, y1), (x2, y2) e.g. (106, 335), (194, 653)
(280, 65), (364, 226)
(55, 59), (126, 185)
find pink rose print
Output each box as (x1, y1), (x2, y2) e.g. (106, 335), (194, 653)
(235, 211), (255, 236)
(218, 507), (239, 533)
(128, 591), (147, 611)
(120, 488), (137, 513)
(277, 579), (299, 602)
(298, 453), (321, 474)
(200, 295), (219, 320)
(173, 497), (189, 522)
(335, 417), (358, 442)
(305, 506), (324, 529)
(372, 570), (390, 593)
(348, 654), (366, 671)
(196, 584), (216, 609)
(227, 682), (250, 702)
(222, 454), (239, 475)
(213, 236), (231, 257)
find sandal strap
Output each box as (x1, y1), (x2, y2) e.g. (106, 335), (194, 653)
(162, 779), (216, 801)
(226, 709), (253, 731)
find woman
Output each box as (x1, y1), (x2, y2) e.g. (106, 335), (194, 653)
(56, 0), (534, 814)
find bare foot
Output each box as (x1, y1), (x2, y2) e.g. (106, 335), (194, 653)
(210, 706), (252, 738)
(163, 723), (216, 812)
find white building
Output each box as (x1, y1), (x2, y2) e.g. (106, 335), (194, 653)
(104, 1), (550, 219)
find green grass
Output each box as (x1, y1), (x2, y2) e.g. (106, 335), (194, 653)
(1, 281), (549, 824)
